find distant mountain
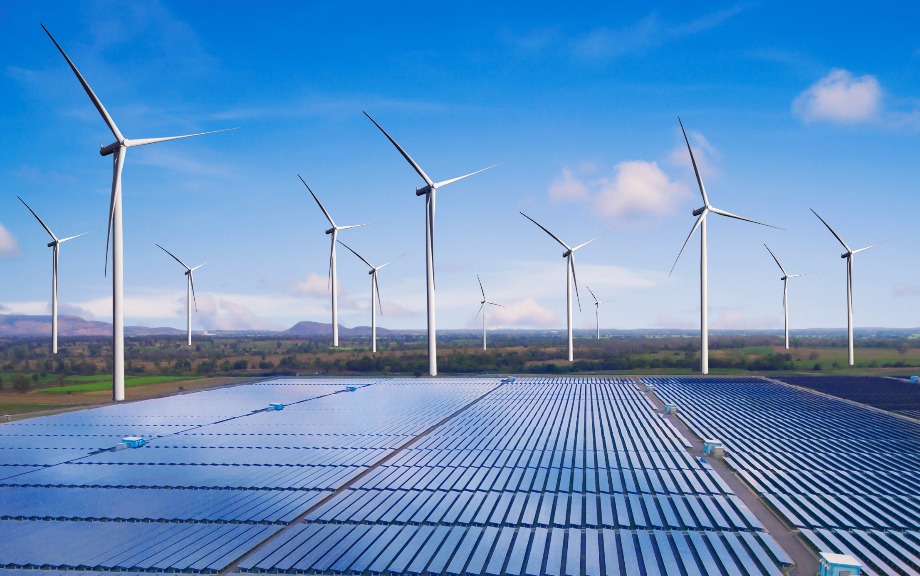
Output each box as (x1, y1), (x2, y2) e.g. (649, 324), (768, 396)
(0, 314), (184, 337)
(282, 321), (397, 337)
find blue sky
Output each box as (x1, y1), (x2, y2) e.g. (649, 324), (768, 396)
(2, 1), (919, 332)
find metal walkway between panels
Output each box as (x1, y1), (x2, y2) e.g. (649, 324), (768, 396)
(0, 377), (794, 575)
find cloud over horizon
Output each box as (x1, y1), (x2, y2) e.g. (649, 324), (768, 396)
(0, 224), (21, 258)
(793, 69), (881, 123)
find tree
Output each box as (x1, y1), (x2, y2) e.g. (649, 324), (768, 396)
(12, 375), (30, 393)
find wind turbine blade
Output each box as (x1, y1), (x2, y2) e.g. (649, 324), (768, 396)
(126, 128), (236, 148)
(810, 208), (851, 252)
(189, 272), (198, 312)
(669, 213), (705, 276)
(709, 206), (780, 229)
(586, 285), (598, 305)
(298, 175), (336, 228)
(678, 117), (709, 207)
(17, 196), (58, 242)
(572, 230), (609, 252)
(190, 262), (207, 272)
(788, 272), (816, 278)
(763, 243), (787, 275)
(570, 254), (582, 312)
(853, 238), (894, 254)
(519, 212), (571, 251)
(363, 111), (434, 187)
(156, 243), (191, 270)
(376, 252), (407, 271)
(58, 231), (91, 243)
(337, 240), (374, 269)
(434, 164), (499, 188)
(374, 273), (383, 315)
(327, 241), (334, 289)
(41, 24), (124, 142)
(104, 151), (124, 276)
(486, 301), (507, 307)
(477, 275), (486, 300)
(337, 223), (374, 231)
(476, 302), (484, 319)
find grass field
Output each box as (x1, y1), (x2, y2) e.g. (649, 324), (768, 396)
(33, 375), (199, 394)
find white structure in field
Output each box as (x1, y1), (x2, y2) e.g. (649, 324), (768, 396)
(18, 196), (89, 354)
(43, 25), (232, 401)
(818, 552), (862, 576)
(338, 241), (402, 354)
(299, 176), (370, 347)
(586, 285), (606, 340)
(764, 244), (810, 350)
(671, 118), (775, 375)
(521, 212), (602, 362)
(811, 209), (885, 366)
(476, 275), (505, 351)
(365, 112), (497, 376)
(156, 244), (206, 346)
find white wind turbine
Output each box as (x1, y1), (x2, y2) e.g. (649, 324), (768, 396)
(476, 275), (505, 351)
(43, 25), (233, 401)
(670, 118), (776, 375)
(18, 197), (90, 354)
(156, 244), (205, 347)
(365, 112), (497, 376)
(337, 241), (404, 353)
(764, 244), (810, 350)
(811, 209), (887, 366)
(299, 176), (370, 347)
(521, 212), (602, 362)
(586, 285), (606, 340)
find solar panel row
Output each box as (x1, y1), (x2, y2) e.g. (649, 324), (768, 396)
(0, 378), (499, 572)
(240, 377), (791, 575)
(645, 376), (920, 576)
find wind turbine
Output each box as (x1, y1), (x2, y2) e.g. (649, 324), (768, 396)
(43, 25), (234, 401)
(364, 112), (497, 376)
(156, 244), (205, 347)
(670, 118), (776, 374)
(337, 241), (403, 353)
(520, 212), (602, 362)
(476, 275), (505, 351)
(764, 244), (810, 350)
(18, 197), (89, 354)
(811, 209), (886, 366)
(298, 176), (370, 347)
(586, 285), (606, 340)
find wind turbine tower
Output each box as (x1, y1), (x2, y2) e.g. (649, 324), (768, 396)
(670, 118), (775, 374)
(764, 244), (809, 350)
(299, 176), (370, 347)
(43, 25), (233, 401)
(476, 275), (505, 351)
(520, 212), (602, 362)
(365, 112), (497, 376)
(586, 285), (606, 340)
(18, 197), (89, 354)
(811, 209), (886, 366)
(156, 244), (205, 346)
(338, 241), (403, 353)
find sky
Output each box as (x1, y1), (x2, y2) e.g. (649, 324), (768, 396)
(1, 1), (920, 333)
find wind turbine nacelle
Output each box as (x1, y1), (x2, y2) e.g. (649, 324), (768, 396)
(562, 250), (571, 258)
(692, 206), (706, 217)
(99, 142), (120, 156)
(47, 241), (56, 248)
(841, 253), (849, 259)
(325, 228), (335, 235)
(415, 185), (432, 196)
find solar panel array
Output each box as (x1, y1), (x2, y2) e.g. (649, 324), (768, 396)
(239, 377), (791, 575)
(0, 378), (498, 573)
(645, 376), (920, 576)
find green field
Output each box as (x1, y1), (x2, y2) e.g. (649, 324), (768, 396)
(33, 375), (200, 394)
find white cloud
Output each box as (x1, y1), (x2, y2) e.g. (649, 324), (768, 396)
(379, 301), (418, 318)
(595, 161), (687, 218)
(0, 224), (21, 258)
(490, 297), (559, 328)
(195, 295), (279, 330)
(793, 69), (881, 123)
(548, 167), (589, 203)
(666, 129), (720, 180)
(293, 273), (329, 297)
(711, 308), (780, 330)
